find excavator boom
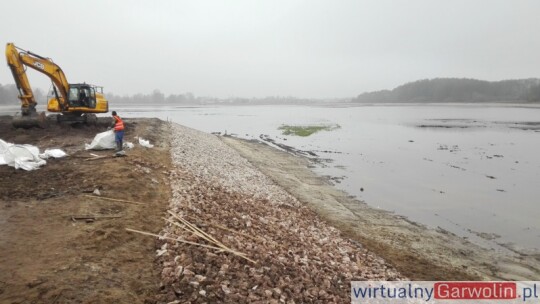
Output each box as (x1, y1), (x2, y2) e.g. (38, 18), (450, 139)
(5, 43), (39, 115)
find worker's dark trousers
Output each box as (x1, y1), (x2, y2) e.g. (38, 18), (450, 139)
(114, 130), (124, 151)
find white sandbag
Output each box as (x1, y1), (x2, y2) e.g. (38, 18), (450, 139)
(21, 144), (40, 157)
(124, 142), (134, 149)
(39, 149), (68, 159)
(1, 139), (67, 171)
(4, 144), (46, 171)
(85, 130), (116, 150)
(138, 137), (154, 148)
(0, 139), (12, 165)
(0, 139), (11, 152)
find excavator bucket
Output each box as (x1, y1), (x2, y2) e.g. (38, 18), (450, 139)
(12, 111), (48, 129)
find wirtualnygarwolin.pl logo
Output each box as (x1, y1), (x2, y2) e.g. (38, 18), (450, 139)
(351, 281), (539, 303)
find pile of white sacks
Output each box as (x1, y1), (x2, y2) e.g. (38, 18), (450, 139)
(0, 130), (155, 171)
(85, 130), (153, 150)
(0, 139), (66, 171)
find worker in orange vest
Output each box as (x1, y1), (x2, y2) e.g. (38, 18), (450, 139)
(111, 111), (125, 156)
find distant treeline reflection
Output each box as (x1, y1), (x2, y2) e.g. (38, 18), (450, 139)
(354, 78), (540, 103)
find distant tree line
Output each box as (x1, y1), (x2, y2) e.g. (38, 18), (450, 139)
(107, 89), (334, 105)
(0, 83), (45, 105)
(107, 89), (199, 105)
(0, 83), (21, 105)
(353, 78), (540, 103)
(6, 78), (539, 106)
(1, 84), (335, 106)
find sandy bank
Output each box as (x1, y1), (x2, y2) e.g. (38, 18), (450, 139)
(220, 136), (540, 281)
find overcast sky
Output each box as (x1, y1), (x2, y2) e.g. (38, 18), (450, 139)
(1, 0), (539, 98)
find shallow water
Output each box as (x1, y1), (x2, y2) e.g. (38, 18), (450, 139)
(123, 103), (540, 254)
(2, 103), (539, 253)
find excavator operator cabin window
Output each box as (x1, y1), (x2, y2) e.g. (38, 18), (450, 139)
(80, 88), (88, 99)
(68, 87), (79, 102)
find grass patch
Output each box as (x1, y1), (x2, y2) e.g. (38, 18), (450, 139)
(278, 124), (341, 137)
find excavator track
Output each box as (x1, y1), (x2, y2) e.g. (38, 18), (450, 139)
(13, 112), (110, 129)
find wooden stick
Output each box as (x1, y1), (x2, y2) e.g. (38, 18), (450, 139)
(168, 212), (230, 249)
(163, 218), (228, 251)
(127, 227), (255, 264)
(168, 210), (224, 247)
(84, 155), (109, 161)
(163, 214), (255, 263)
(164, 217), (201, 239)
(71, 214), (122, 220)
(71, 153), (100, 159)
(180, 216), (224, 246)
(85, 195), (144, 205)
(70, 155), (98, 159)
(168, 211), (213, 241)
(163, 217), (247, 256)
(125, 228), (225, 251)
(182, 214), (259, 242)
(163, 217), (213, 245)
(165, 216), (228, 250)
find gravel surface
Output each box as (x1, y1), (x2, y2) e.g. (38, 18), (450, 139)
(157, 123), (403, 303)
(170, 124), (299, 207)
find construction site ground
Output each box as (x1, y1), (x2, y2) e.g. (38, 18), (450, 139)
(0, 116), (170, 303)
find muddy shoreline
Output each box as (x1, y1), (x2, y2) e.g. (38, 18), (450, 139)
(221, 136), (540, 280)
(2, 116), (539, 303)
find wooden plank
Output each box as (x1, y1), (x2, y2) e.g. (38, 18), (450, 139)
(84, 155), (109, 161)
(70, 214), (122, 220)
(84, 195), (144, 205)
(125, 228), (225, 251)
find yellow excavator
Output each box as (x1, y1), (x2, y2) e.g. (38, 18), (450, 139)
(5, 43), (108, 128)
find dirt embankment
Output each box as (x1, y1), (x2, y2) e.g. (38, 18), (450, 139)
(221, 136), (540, 281)
(0, 117), (170, 303)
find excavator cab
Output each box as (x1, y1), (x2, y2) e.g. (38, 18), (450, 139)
(69, 85), (94, 108)
(47, 83), (108, 113)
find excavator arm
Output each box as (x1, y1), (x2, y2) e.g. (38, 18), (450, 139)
(6, 43), (37, 115)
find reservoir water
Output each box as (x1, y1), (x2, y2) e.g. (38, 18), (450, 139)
(3, 103), (539, 254)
